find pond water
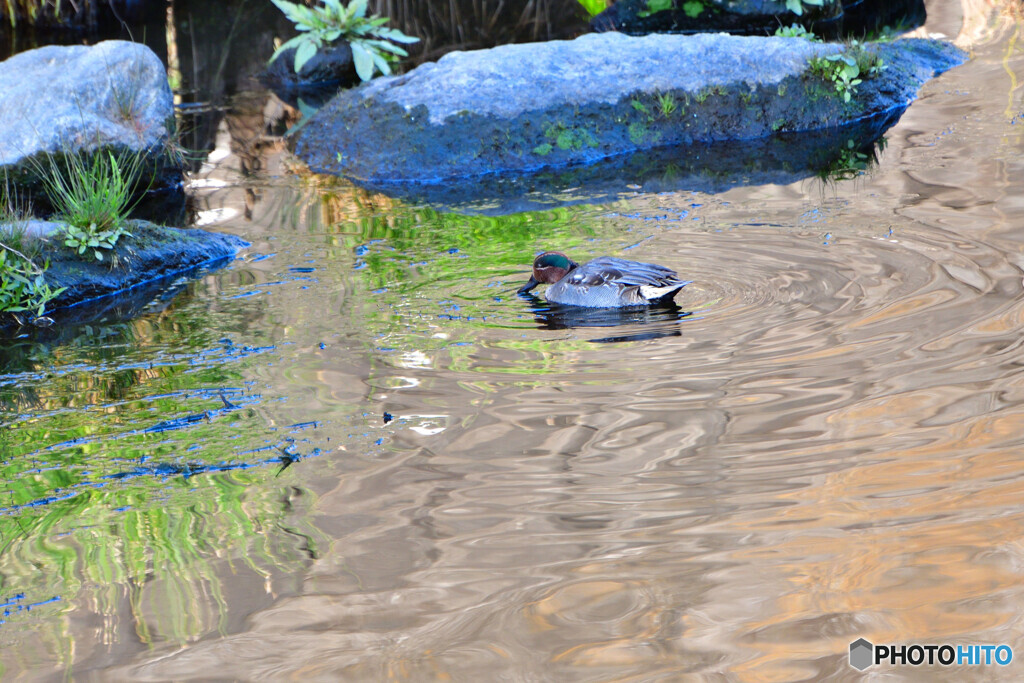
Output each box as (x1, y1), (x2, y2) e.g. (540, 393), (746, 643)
(3, 1), (1024, 680)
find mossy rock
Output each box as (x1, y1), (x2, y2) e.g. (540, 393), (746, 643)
(294, 32), (964, 185)
(9, 220), (248, 323)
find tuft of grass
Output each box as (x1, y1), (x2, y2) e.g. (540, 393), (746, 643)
(657, 92), (677, 117)
(42, 150), (143, 231)
(0, 177), (38, 257)
(38, 148), (155, 262)
(109, 70), (145, 131)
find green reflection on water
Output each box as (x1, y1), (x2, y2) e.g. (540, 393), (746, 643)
(0, 278), (319, 670)
(1, 468), (322, 671)
(305, 184), (639, 372)
(309, 185), (607, 288)
(0, 187), (642, 671)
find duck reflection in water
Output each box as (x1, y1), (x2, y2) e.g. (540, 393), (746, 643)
(519, 293), (692, 342)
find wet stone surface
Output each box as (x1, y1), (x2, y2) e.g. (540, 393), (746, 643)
(294, 32), (965, 183)
(0, 41), (175, 186)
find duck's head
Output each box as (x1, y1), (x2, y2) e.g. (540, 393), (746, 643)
(517, 251), (578, 294)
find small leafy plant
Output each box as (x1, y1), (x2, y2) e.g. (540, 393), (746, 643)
(637, 0), (672, 18)
(774, 24), (817, 40)
(0, 205), (65, 320)
(809, 53), (861, 101)
(60, 223), (132, 261)
(0, 245), (65, 319)
(808, 42), (886, 103)
(269, 0), (419, 82)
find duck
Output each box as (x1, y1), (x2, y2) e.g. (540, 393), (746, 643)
(517, 251), (690, 308)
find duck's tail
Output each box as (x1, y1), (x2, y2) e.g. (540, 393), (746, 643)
(640, 279), (692, 302)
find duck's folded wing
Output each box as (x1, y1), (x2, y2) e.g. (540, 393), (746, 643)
(581, 257), (683, 287)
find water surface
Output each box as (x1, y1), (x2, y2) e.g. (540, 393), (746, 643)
(3, 2), (1024, 680)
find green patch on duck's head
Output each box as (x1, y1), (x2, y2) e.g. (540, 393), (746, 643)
(534, 251), (574, 271)
(518, 251), (578, 294)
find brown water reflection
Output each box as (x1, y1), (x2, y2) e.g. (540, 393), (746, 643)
(5, 1), (1024, 681)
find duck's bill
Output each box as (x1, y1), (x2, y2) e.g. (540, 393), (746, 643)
(517, 276), (540, 294)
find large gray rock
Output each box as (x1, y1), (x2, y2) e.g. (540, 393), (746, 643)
(0, 40), (173, 180)
(294, 32), (965, 184)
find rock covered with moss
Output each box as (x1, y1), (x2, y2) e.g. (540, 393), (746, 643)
(294, 32), (964, 184)
(0, 220), (247, 329)
(0, 40), (174, 184)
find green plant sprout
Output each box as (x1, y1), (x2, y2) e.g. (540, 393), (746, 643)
(809, 53), (861, 101)
(657, 92), (677, 117)
(269, 0), (419, 82)
(774, 24), (817, 40)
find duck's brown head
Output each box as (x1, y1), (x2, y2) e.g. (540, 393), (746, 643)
(517, 251), (579, 294)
